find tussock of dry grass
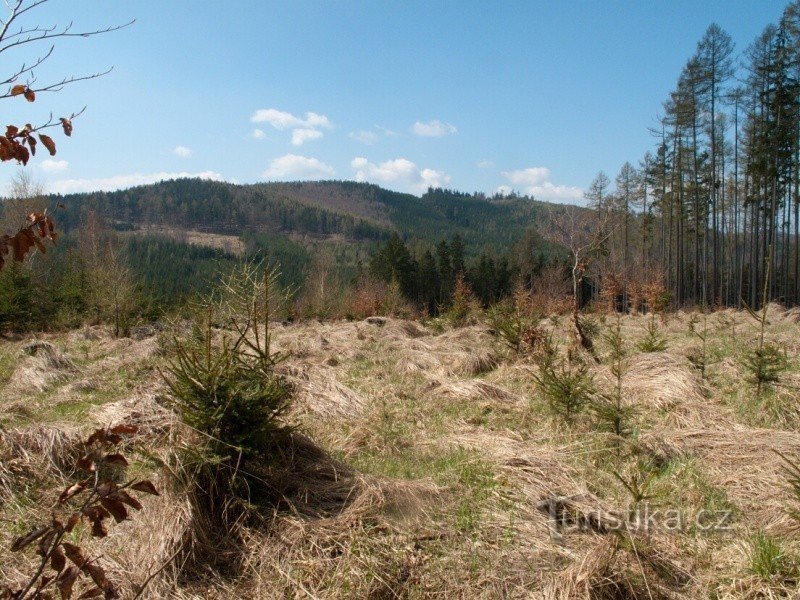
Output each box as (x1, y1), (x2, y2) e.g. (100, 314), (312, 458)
(285, 365), (367, 419)
(430, 378), (520, 404)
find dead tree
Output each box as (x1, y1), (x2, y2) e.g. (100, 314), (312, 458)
(539, 204), (614, 353)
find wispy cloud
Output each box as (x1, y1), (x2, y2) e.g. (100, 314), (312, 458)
(40, 159), (69, 173)
(376, 125), (399, 137)
(172, 145), (192, 158)
(412, 119), (457, 137)
(262, 154), (335, 180)
(348, 130), (378, 145)
(250, 108), (331, 146)
(251, 128), (266, 139)
(351, 156), (450, 194)
(476, 159), (493, 169)
(500, 166), (582, 202)
(50, 171), (225, 195)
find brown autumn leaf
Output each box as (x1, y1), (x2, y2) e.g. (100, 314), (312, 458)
(109, 424), (138, 435)
(85, 428), (107, 446)
(65, 513), (81, 533)
(39, 133), (56, 156)
(63, 543), (88, 568)
(57, 566), (81, 600)
(103, 433), (122, 446)
(76, 587), (103, 599)
(83, 563), (109, 591)
(24, 87), (35, 102)
(60, 117), (73, 137)
(82, 504), (110, 536)
(96, 481), (118, 496)
(27, 134), (36, 156)
(51, 545), (67, 573)
(130, 480), (159, 496)
(36, 529), (56, 556)
(13, 143), (29, 165)
(100, 498), (128, 523)
(104, 453), (128, 467)
(36, 215), (56, 240)
(5, 125), (19, 137)
(10, 228), (36, 260)
(111, 490), (142, 511)
(0, 139), (12, 161)
(83, 504), (110, 522)
(11, 526), (50, 552)
(59, 483), (86, 504)
(76, 455), (96, 472)
(10, 84), (25, 96)
(90, 519), (107, 538)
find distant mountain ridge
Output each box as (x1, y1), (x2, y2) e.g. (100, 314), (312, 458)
(47, 178), (560, 255)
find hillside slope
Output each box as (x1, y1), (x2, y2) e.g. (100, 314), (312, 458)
(43, 179), (557, 254)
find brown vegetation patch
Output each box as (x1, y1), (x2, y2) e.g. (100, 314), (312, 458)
(661, 427), (800, 531)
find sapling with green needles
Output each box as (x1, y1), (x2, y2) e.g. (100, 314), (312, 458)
(593, 314), (635, 442)
(742, 246), (788, 398)
(532, 337), (595, 425)
(687, 308), (709, 380)
(636, 314), (667, 353)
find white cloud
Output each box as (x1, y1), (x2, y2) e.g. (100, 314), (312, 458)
(40, 159), (68, 173)
(349, 130), (378, 145)
(500, 166), (583, 202)
(251, 128), (266, 139)
(476, 159), (493, 169)
(351, 156), (450, 194)
(376, 125), (399, 137)
(250, 108), (327, 130)
(291, 128), (324, 146)
(261, 154), (335, 180)
(172, 145), (192, 158)
(50, 171), (225, 195)
(250, 108), (332, 147)
(412, 119), (458, 137)
(495, 185), (513, 196)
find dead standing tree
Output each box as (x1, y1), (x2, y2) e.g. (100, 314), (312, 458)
(540, 204), (614, 353)
(0, 0), (133, 270)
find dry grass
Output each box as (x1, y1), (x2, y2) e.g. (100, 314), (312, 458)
(3, 309), (800, 598)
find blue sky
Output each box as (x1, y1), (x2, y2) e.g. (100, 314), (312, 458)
(0, 0), (790, 201)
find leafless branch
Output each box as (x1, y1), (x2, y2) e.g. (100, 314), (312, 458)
(0, 42), (52, 84)
(0, 0), (133, 100)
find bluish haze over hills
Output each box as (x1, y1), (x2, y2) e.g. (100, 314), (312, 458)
(0, 0), (788, 202)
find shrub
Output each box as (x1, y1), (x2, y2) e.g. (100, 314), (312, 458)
(533, 342), (595, 425)
(442, 273), (479, 327)
(593, 315), (634, 440)
(487, 287), (543, 354)
(687, 310), (709, 379)
(742, 247), (787, 398)
(163, 263), (293, 460)
(742, 343), (788, 395)
(636, 315), (667, 353)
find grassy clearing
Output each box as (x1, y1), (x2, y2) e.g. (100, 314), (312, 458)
(2, 310), (800, 598)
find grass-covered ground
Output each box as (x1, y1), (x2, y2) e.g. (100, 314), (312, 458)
(2, 306), (800, 598)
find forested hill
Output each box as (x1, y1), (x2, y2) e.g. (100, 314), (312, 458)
(47, 178), (555, 254)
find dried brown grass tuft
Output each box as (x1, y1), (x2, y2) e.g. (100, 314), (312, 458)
(286, 365), (367, 419)
(430, 378), (520, 404)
